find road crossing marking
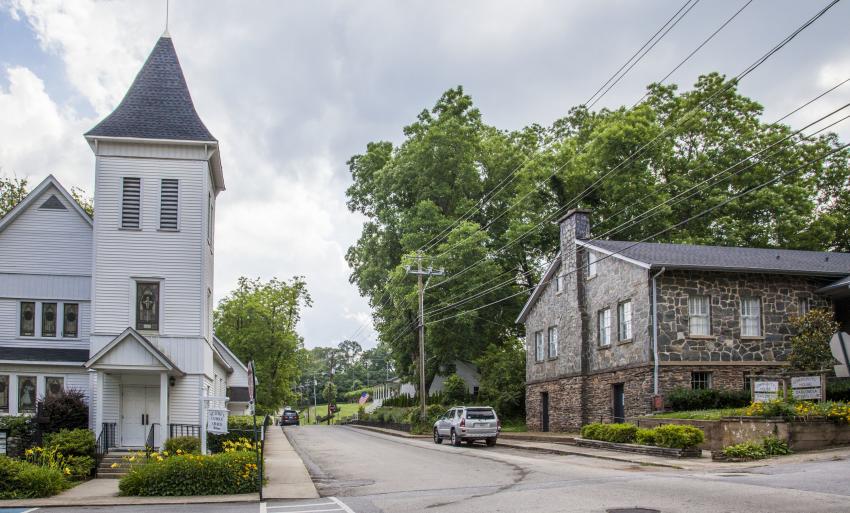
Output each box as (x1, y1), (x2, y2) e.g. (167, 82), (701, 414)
(264, 497), (355, 513)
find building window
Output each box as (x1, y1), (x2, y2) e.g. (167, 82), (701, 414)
(20, 302), (35, 336)
(159, 179), (179, 230)
(618, 300), (632, 341)
(121, 177), (141, 229)
(18, 376), (37, 413)
(45, 377), (64, 400)
(547, 326), (559, 358)
(741, 297), (762, 337)
(63, 303), (79, 337)
(555, 275), (563, 293)
(691, 371), (712, 390)
(799, 297), (811, 316)
(743, 374), (754, 393)
(136, 282), (160, 331)
(534, 331), (544, 362)
(0, 375), (8, 413)
(587, 252), (597, 277)
(598, 308), (611, 346)
(688, 295), (710, 336)
(42, 302), (57, 337)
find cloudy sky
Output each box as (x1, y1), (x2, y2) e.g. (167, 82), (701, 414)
(1, 0), (848, 349)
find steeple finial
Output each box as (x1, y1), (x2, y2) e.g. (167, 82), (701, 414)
(162, 0), (171, 38)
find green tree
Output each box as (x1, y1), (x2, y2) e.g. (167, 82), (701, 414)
(475, 339), (526, 419)
(70, 186), (94, 217)
(0, 174), (28, 218)
(442, 374), (467, 404)
(322, 381), (337, 405)
(789, 309), (840, 371)
(214, 276), (312, 411)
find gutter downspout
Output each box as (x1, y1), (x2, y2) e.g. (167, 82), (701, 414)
(651, 267), (666, 397)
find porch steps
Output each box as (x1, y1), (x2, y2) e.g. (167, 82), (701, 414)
(97, 450), (142, 479)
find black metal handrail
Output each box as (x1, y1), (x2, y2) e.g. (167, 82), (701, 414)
(169, 423), (200, 438)
(145, 423), (159, 456)
(93, 422), (117, 477)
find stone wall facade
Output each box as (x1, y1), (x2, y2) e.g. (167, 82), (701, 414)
(656, 270), (833, 363)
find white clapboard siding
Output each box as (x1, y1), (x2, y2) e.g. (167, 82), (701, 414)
(92, 156), (206, 338)
(0, 184), (92, 276)
(0, 299), (90, 350)
(0, 274), (90, 301)
(169, 374), (201, 424)
(102, 373), (121, 423)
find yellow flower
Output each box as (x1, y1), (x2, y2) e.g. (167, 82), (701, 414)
(162, 450), (169, 456)
(128, 456), (136, 462)
(111, 463), (119, 468)
(176, 449), (183, 455)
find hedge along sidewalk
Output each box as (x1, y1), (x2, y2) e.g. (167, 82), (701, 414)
(264, 426), (319, 499)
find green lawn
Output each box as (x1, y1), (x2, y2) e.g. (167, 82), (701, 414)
(299, 402), (364, 424)
(648, 408), (746, 420)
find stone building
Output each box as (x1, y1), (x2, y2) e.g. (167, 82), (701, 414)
(516, 209), (850, 432)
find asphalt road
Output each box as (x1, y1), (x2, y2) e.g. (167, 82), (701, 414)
(17, 424), (850, 513)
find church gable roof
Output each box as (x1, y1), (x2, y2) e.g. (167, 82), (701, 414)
(0, 174), (93, 235)
(85, 36), (216, 142)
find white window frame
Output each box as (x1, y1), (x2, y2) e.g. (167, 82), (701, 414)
(120, 176), (142, 230)
(534, 331), (544, 362)
(741, 297), (762, 337)
(158, 178), (180, 231)
(799, 297), (811, 316)
(547, 326), (559, 358)
(618, 300), (632, 341)
(587, 252), (597, 278)
(688, 295), (711, 336)
(691, 371), (712, 390)
(133, 278), (164, 334)
(555, 274), (563, 294)
(18, 301), (80, 340)
(598, 308), (611, 347)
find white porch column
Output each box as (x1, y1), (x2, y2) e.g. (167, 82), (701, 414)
(159, 372), (169, 448)
(94, 371), (104, 439)
(8, 374), (18, 416)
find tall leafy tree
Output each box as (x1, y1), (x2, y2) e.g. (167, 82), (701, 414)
(214, 276), (311, 411)
(0, 174), (28, 218)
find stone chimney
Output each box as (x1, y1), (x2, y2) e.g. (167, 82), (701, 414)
(557, 209), (591, 259)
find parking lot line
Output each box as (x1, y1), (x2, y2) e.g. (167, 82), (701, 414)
(264, 497), (354, 513)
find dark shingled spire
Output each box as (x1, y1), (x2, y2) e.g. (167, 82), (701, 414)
(86, 36), (216, 142)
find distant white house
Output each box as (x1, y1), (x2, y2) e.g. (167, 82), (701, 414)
(384, 360), (481, 399)
(0, 33), (249, 449)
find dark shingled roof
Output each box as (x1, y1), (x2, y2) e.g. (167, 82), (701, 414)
(589, 240), (850, 276)
(86, 36), (216, 142)
(0, 347), (88, 363)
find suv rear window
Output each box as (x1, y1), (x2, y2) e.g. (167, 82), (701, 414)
(466, 408), (495, 420)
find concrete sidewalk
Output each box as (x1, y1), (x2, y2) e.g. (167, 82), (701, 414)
(263, 426), (320, 499)
(346, 423), (850, 471)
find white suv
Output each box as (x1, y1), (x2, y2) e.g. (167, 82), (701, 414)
(433, 406), (500, 447)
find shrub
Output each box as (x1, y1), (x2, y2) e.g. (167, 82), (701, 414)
(722, 441), (767, 460)
(666, 387), (750, 411)
(580, 423), (637, 444)
(651, 424), (704, 449)
(635, 428), (657, 446)
(43, 429), (96, 478)
(119, 451), (259, 496)
(762, 436), (791, 456)
(789, 309), (840, 371)
(37, 389), (89, 433)
(443, 374), (468, 405)
(744, 400), (797, 419)
(827, 380), (850, 402)
(164, 436), (201, 455)
(0, 455), (69, 498)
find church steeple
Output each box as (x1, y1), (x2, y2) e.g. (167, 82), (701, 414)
(86, 36), (215, 142)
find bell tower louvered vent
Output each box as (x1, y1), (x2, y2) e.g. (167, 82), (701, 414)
(159, 179), (179, 230)
(121, 177), (141, 229)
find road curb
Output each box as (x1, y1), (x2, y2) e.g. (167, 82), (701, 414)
(346, 423), (683, 468)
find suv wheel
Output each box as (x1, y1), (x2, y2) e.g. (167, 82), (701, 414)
(433, 428), (443, 444)
(486, 437), (497, 447)
(451, 430), (461, 447)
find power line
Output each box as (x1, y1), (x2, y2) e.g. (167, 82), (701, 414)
(427, 1), (841, 289)
(424, 103), (850, 318)
(631, 0), (755, 108)
(426, 141), (850, 327)
(587, 0), (702, 109)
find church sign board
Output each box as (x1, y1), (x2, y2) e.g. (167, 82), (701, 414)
(753, 380), (779, 403)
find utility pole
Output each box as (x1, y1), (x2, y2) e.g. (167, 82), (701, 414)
(405, 252), (445, 419)
(312, 378), (317, 425)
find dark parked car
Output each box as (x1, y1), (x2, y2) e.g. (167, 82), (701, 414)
(280, 409), (300, 426)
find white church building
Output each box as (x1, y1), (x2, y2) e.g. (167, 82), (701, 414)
(0, 33), (249, 449)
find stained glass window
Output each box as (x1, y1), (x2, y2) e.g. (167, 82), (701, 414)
(18, 376), (36, 413)
(64, 303), (79, 337)
(136, 282), (160, 331)
(46, 377), (64, 400)
(0, 376), (8, 413)
(42, 303), (57, 337)
(20, 302), (35, 336)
